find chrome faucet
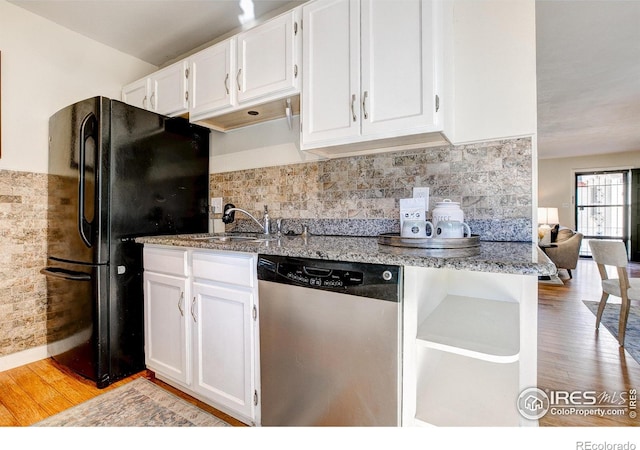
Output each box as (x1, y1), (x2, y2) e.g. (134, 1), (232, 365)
(222, 203), (271, 234)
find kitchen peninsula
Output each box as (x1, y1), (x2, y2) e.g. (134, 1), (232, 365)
(137, 232), (554, 275)
(137, 229), (553, 427)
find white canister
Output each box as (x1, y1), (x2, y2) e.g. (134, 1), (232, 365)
(432, 199), (464, 223)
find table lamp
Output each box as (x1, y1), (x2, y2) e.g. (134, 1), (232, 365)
(538, 207), (559, 246)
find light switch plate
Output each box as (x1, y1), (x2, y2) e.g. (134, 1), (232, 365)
(412, 187), (430, 211)
(211, 197), (223, 214)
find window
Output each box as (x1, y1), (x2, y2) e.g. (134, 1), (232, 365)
(575, 171), (628, 257)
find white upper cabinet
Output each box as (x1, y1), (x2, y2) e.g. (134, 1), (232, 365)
(236, 10), (299, 104)
(189, 39), (236, 120)
(122, 78), (150, 110)
(189, 8), (301, 131)
(122, 59), (189, 117)
(360, 0), (438, 136)
(301, 0), (443, 155)
(301, 0), (361, 145)
(151, 60), (190, 116)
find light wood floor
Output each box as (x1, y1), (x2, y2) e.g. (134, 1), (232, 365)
(537, 258), (640, 426)
(2, 258), (639, 427)
(0, 358), (244, 426)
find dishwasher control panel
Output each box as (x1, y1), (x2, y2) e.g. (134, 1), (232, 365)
(281, 263), (364, 288)
(257, 254), (401, 302)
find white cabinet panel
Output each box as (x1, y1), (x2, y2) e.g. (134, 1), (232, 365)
(361, 0), (438, 135)
(143, 271), (190, 385)
(236, 10), (298, 104)
(151, 60), (189, 116)
(122, 78), (150, 110)
(122, 60), (189, 116)
(143, 246), (188, 276)
(302, 0), (443, 155)
(192, 251), (255, 287)
(301, 0), (360, 145)
(190, 39), (235, 119)
(192, 282), (256, 419)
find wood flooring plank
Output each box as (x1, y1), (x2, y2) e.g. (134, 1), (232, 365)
(0, 371), (49, 426)
(6, 364), (73, 417)
(0, 403), (19, 427)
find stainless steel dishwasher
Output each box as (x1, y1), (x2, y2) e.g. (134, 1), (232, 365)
(257, 254), (402, 426)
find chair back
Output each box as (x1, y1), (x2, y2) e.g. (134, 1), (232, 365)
(588, 239), (628, 268)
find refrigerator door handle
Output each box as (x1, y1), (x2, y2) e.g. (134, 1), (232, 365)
(78, 113), (97, 248)
(40, 267), (92, 282)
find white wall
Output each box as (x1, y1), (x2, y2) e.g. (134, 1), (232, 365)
(0, 0), (157, 174)
(538, 150), (640, 229)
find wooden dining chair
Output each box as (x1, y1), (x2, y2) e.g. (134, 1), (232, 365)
(588, 239), (640, 346)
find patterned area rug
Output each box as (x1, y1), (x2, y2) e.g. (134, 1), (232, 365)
(583, 301), (640, 366)
(33, 378), (229, 427)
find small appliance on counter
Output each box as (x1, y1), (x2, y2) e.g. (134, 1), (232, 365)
(380, 197), (480, 255)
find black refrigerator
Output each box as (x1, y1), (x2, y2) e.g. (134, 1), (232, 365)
(41, 97), (210, 388)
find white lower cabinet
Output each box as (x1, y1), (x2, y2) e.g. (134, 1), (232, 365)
(144, 271), (190, 385)
(143, 245), (260, 425)
(402, 267), (538, 426)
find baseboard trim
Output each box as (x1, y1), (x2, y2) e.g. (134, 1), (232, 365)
(0, 345), (48, 372)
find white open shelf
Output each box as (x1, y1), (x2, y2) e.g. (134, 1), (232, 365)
(416, 294), (520, 363)
(415, 347), (521, 426)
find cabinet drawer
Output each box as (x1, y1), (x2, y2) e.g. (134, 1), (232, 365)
(143, 246), (188, 277)
(192, 251), (255, 287)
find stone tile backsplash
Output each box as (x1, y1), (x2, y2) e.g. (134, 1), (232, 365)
(0, 137), (532, 360)
(211, 138), (533, 240)
(0, 170), (49, 358)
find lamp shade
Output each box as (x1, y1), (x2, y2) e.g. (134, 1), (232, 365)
(538, 207), (559, 225)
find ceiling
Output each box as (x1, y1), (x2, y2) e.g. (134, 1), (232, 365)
(9, 0), (640, 160)
(9, 0), (307, 66)
(536, 1), (640, 159)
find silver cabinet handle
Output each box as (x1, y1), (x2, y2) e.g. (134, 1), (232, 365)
(224, 73), (230, 94)
(351, 94), (357, 122)
(236, 68), (242, 92)
(191, 296), (197, 322)
(362, 91), (369, 120)
(178, 291), (184, 316)
(142, 96), (147, 109)
(150, 92), (156, 110)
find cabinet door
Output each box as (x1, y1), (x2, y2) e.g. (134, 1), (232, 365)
(150, 60), (189, 116)
(143, 272), (190, 385)
(190, 39), (235, 119)
(191, 282), (257, 420)
(122, 77), (150, 110)
(236, 10), (298, 104)
(301, 0), (361, 147)
(360, 0), (440, 136)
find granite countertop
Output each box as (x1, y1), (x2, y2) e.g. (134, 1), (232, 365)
(136, 232), (556, 276)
